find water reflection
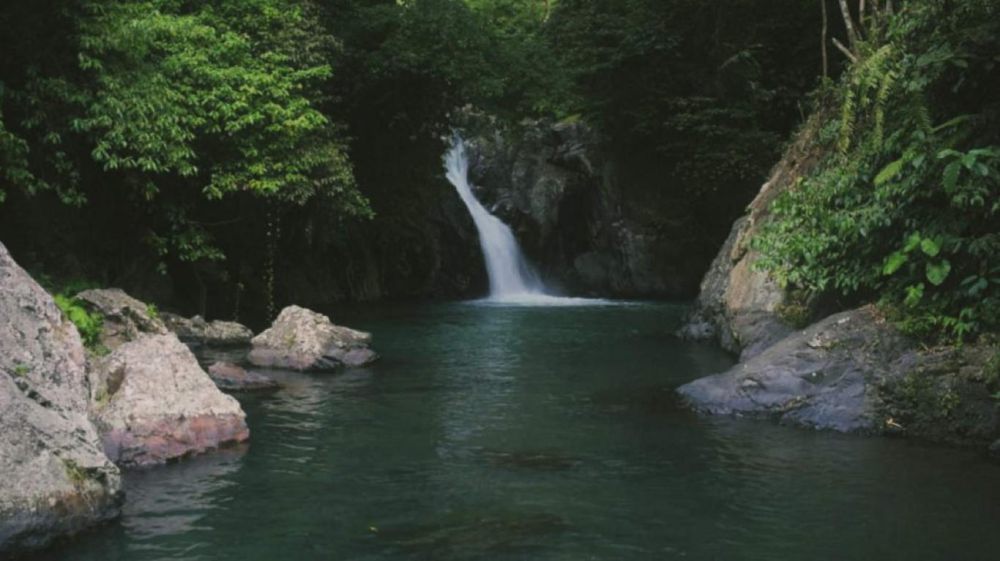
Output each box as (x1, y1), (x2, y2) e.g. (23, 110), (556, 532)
(121, 446), (245, 542)
(27, 302), (1000, 561)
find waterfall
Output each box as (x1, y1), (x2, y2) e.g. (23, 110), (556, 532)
(444, 136), (549, 301)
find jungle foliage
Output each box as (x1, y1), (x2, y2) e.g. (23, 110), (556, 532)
(1, 0), (830, 320)
(4, 0), (990, 338)
(754, 1), (1000, 341)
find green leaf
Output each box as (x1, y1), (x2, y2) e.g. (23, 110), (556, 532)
(874, 158), (904, 186)
(883, 251), (908, 275)
(904, 283), (925, 307)
(919, 237), (940, 257)
(926, 260), (951, 286)
(942, 161), (961, 192)
(903, 232), (922, 253)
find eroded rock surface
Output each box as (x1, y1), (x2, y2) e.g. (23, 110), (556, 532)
(80, 289), (249, 466)
(208, 361), (279, 391)
(0, 243), (122, 554)
(162, 312), (254, 347)
(679, 307), (1000, 443)
(249, 305), (378, 371)
(677, 113), (831, 358)
(464, 118), (707, 298)
(678, 307), (905, 432)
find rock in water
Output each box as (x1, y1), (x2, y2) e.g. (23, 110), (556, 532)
(79, 289), (249, 466)
(0, 243), (123, 554)
(249, 305), (378, 371)
(678, 307), (909, 433)
(679, 306), (1000, 445)
(208, 361), (279, 391)
(162, 312), (254, 347)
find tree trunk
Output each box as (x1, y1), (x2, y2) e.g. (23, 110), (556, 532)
(837, 0), (859, 47)
(822, 0), (829, 78)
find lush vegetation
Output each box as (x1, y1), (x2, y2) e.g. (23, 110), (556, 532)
(754, 1), (999, 341)
(5, 0), (994, 343)
(1, 0), (830, 323)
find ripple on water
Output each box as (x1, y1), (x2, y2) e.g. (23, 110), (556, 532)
(27, 302), (1000, 561)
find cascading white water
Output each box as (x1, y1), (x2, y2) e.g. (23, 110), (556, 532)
(444, 137), (549, 301)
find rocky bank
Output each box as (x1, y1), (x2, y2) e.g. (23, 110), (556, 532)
(78, 289), (250, 466)
(0, 243), (123, 554)
(677, 115), (1000, 453)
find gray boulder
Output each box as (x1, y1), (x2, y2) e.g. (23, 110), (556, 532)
(162, 312), (254, 347)
(249, 305), (378, 371)
(89, 334), (250, 466)
(76, 288), (169, 348)
(679, 307), (1000, 445)
(208, 361), (279, 391)
(0, 243), (122, 554)
(79, 289), (249, 466)
(678, 307), (910, 433)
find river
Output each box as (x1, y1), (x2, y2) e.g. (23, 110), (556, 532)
(30, 302), (1000, 561)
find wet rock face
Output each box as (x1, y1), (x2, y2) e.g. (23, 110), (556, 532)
(679, 307), (1000, 445)
(208, 361), (279, 391)
(679, 217), (792, 359)
(79, 288), (249, 467)
(678, 307), (910, 432)
(463, 120), (704, 298)
(677, 113), (832, 358)
(249, 305), (378, 371)
(162, 313), (254, 347)
(0, 243), (123, 554)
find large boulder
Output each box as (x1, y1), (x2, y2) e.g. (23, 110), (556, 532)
(88, 335), (249, 465)
(678, 111), (832, 359)
(679, 306), (1000, 443)
(79, 289), (249, 466)
(0, 243), (122, 554)
(161, 312), (254, 347)
(249, 305), (378, 371)
(678, 307), (903, 432)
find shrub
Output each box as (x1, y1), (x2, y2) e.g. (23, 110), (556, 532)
(54, 293), (104, 350)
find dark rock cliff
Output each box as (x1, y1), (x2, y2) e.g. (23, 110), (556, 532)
(461, 118), (711, 299)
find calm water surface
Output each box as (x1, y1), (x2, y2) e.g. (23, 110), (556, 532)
(32, 302), (1000, 560)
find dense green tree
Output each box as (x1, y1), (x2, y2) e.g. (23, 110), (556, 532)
(754, 0), (1000, 340)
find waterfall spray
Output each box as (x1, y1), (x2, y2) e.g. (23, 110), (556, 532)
(444, 137), (548, 301)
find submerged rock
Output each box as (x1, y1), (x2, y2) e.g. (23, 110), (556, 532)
(208, 361), (279, 391)
(374, 512), (566, 556)
(162, 312), (254, 347)
(249, 305), (378, 371)
(80, 288), (249, 466)
(483, 449), (579, 471)
(0, 243), (123, 554)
